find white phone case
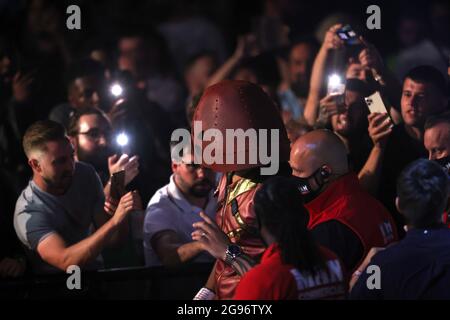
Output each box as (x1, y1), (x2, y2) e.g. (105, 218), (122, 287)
(365, 91), (388, 114)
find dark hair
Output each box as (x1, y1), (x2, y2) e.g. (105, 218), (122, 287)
(289, 36), (320, 57)
(424, 112), (450, 131)
(345, 78), (374, 97)
(404, 65), (448, 96)
(254, 177), (325, 273)
(183, 51), (218, 74)
(67, 107), (111, 137)
(116, 25), (173, 75)
(65, 59), (105, 88)
(397, 159), (448, 228)
(23, 120), (67, 157)
(233, 53), (281, 88)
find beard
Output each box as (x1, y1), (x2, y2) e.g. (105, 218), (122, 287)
(188, 179), (214, 198)
(77, 146), (112, 170)
(290, 78), (309, 98)
(43, 171), (73, 193)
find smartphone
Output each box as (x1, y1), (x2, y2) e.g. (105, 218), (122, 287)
(365, 91), (394, 127)
(110, 170), (126, 201)
(327, 74), (345, 96)
(336, 25), (360, 46)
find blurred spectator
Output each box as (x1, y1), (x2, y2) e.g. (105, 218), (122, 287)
(0, 37), (33, 182)
(0, 168), (26, 278)
(232, 53), (282, 109)
(143, 141), (217, 267)
(304, 24), (402, 127)
(429, 1), (450, 51)
(351, 159), (450, 299)
(184, 51), (218, 103)
(322, 79), (374, 171)
(285, 119), (312, 146)
(359, 65), (449, 234)
(234, 177), (346, 300)
(392, 9), (448, 80)
(14, 120), (141, 274)
(18, 0), (70, 118)
(49, 59), (107, 130)
(303, 24), (344, 127)
(108, 79), (173, 204)
(117, 29), (185, 126)
(157, 1), (226, 75)
(290, 130), (398, 271)
(278, 39), (318, 122)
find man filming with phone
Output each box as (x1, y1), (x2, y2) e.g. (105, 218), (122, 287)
(304, 24), (402, 127)
(14, 120), (142, 274)
(359, 65), (448, 235)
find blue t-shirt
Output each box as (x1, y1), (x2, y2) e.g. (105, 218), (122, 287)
(14, 161), (105, 274)
(350, 227), (450, 300)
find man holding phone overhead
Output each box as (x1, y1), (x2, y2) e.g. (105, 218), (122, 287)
(14, 120), (142, 274)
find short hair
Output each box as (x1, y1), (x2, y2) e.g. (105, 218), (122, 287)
(424, 112), (450, 131)
(183, 51), (217, 74)
(65, 59), (105, 88)
(67, 107), (111, 137)
(404, 65), (448, 96)
(23, 120), (67, 157)
(345, 78), (374, 97)
(397, 159), (449, 228)
(289, 37), (320, 56)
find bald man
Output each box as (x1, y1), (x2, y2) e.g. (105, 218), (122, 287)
(424, 113), (450, 228)
(424, 113), (450, 163)
(290, 130), (398, 271)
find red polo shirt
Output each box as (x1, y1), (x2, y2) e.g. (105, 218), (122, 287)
(305, 173), (398, 269)
(234, 244), (347, 300)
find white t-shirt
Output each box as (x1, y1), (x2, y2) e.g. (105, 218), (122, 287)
(143, 175), (217, 266)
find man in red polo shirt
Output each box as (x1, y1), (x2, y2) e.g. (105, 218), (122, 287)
(290, 130), (398, 271)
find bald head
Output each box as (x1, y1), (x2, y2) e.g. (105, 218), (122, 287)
(290, 130), (349, 178)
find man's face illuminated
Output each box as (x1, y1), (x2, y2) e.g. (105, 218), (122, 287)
(33, 139), (76, 193)
(401, 78), (446, 128)
(289, 43), (314, 97)
(75, 114), (112, 168)
(424, 123), (450, 160)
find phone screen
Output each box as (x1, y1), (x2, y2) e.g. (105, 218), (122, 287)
(336, 25), (360, 46)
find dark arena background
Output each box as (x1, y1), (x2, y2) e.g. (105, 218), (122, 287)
(0, 0), (449, 308)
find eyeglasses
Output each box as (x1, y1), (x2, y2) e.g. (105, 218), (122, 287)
(78, 128), (111, 141)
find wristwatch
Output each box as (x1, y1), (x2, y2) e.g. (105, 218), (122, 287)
(224, 244), (242, 266)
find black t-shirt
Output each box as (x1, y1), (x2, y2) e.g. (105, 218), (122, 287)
(311, 220), (364, 272)
(378, 123), (427, 236)
(350, 228), (450, 300)
(347, 133), (373, 173)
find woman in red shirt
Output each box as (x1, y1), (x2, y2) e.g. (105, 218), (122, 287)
(234, 177), (347, 300)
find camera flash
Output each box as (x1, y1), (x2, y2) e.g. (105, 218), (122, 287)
(328, 74), (342, 88)
(116, 132), (129, 147)
(110, 83), (124, 97)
